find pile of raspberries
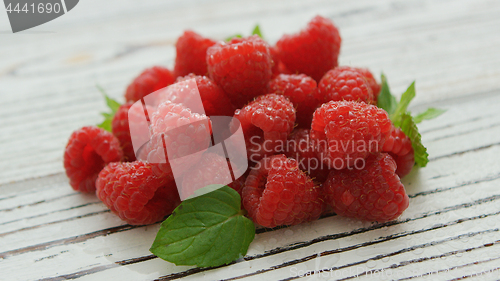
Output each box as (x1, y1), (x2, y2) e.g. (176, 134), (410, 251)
(64, 16), (412, 227)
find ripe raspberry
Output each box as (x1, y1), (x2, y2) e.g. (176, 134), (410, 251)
(383, 126), (415, 177)
(173, 74), (236, 116)
(269, 74), (320, 128)
(317, 67), (375, 104)
(147, 101), (212, 178)
(242, 155), (322, 228)
(311, 101), (392, 169)
(270, 46), (290, 77)
(354, 67), (381, 99)
(96, 161), (181, 225)
(180, 153), (234, 199)
(323, 153), (409, 222)
(276, 15), (341, 81)
(207, 35), (273, 107)
(284, 129), (330, 183)
(228, 173), (247, 196)
(173, 30), (216, 77)
(64, 126), (123, 193)
(112, 102), (136, 161)
(232, 94), (295, 163)
(270, 46), (281, 76)
(125, 66), (175, 102)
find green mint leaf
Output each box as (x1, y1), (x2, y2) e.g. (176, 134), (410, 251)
(97, 85), (121, 112)
(251, 24), (263, 39)
(150, 186), (255, 268)
(96, 85), (121, 132)
(377, 73), (398, 115)
(98, 119), (112, 132)
(390, 81), (416, 123)
(225, 34), (243, 42)
(395, 112), (429, 167)
(413, 108), (446, 124)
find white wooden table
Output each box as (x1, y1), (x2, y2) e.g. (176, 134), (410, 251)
(1, 0), (500, 280)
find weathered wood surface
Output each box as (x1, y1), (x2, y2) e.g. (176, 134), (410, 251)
(1, 0), (500, 280)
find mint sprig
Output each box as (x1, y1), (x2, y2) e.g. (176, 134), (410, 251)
(96, 85), (121, 132)
(396, 112), (428, 167)
(150, 186), (255, 268)
(251, 24), (263, 38)
(377, 75), (445, 167)
(226, 24), (264, 41)
(377, 74), (398, 115)
(390, 81), (415, 123)
(225, 34), (242, 42)
(413, 108), (447, 124)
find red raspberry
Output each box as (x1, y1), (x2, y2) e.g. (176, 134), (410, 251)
(232, 94), (295, 163)
(270, 46), (291, 77)
(383, 127), (415, 177)
(147, 101), (212, 178)
(311, 101), (392, 169)
(173, 30), (216, 77)
(269, 74), (320, 128)
(276, 15), (341, 81)
(207, 35), (273, 107)
(112, 103), (136, 161)
(242, 155), (322, 228)
(96, 161), (181, 225)
(270, 46), (281, 76)
(228, 173), (247, 196)
(284, 128), (330, 183)
(323, 153), (409, 222)
(64, 126), (123, 193)
(317, 67), (375, 104)
(173, 74), (236, 116)
(125, 66), (175, 102)
(180, 153), (234, 199)
(354, 67), (381, 99)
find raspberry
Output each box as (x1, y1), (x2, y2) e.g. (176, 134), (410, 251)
(269, 74), (320, 128)
(232, 94), (295, 163)
(96, 161), (181, 225)
(323, 153), (409, 222)
(173, 30), (216, 77)
(270, 46), (290, 77)
(207, 35), (273, 107)
(284, 129), (330, 183)
(316, 67), (375, 104)
(242, 155), (322, 228)
(270, 46), (281, 76)
(276, 15), (341, 81)
(311, 101), (392, 169)
(180, 153), (234, 199)
(125, 66), (175, 102)
(173, 75), (236, 116)
(112, 102), (136, 161)
(64, 126), (123, 193)
(354, 67), (381, 99)
(147, 101), (212, 178)
(383, 126), (415, 177)
(228, 173), (247, 196)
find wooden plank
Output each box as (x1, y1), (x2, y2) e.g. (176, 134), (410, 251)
(2, 0), (500, 280)
(2, 94), (500, 280)
(2, 0), (500, 185)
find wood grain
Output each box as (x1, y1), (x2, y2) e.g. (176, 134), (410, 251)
(1, 0), (500, 280)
